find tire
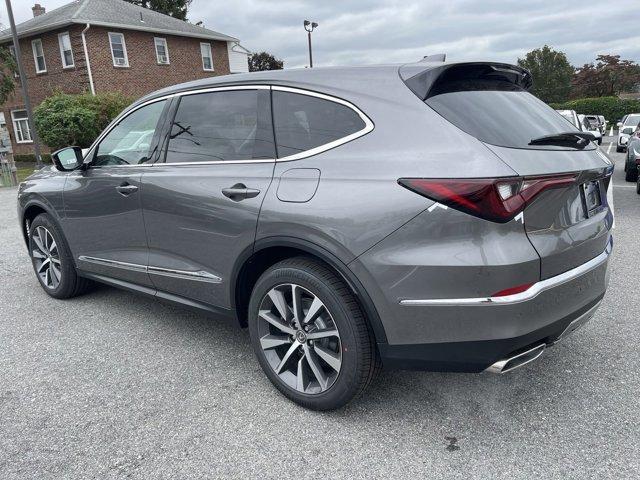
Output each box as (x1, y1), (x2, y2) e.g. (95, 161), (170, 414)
(625, 164), (638, 182)
(616, 146), (623, 153)
(637, 178), (640, 195)
(28, 213), (93, 299)
(248, 257), (379, 410)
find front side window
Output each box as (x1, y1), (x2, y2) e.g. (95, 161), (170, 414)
(58, 32), (74, 68)
(200, 43), (213, 71)
(31, 39), (46, 73)
(154, 37), (169, 64)
(272, 91), (366, 157)
(109, 32), (128, 67)
(165, 89), (275, 163)
(11, 110), (32, 143)
(94, 100), (166, 166)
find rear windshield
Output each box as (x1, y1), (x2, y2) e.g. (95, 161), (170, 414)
(425, 79), (586, 149)
(624, 114), (640, 126)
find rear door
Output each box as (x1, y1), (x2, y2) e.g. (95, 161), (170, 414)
(140, 86), (276, 308)
(420, 63), (613, 278)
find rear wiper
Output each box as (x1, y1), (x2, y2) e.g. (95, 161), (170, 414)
(529, 132), (594, 148)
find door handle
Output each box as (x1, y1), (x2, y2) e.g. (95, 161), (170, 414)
(222, 183), (261, 201)
(116, 184), (139, 195)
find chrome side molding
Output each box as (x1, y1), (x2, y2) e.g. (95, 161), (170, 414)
(400, 240), (611, 307)
(78, 256), (222, 283)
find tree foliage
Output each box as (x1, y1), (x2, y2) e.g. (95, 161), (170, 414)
(249, 52), (284, 72)
(517, 45), (574, 103)
(0, 45), (18, 105)
(571, 55), (640, 98)
(124, 0), (192, 21)
(34, 92), (133, 150)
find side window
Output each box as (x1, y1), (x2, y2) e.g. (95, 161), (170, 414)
(165, 89), (275, 163)
(272, 91), (366, 158)
(94, 100), (166, 166)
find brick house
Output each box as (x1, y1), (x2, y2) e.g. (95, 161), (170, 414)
(0, 0), (249, 156)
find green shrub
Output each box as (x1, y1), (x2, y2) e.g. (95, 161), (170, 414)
(13, 153), (52, 164)
(549, 96), (640, 124)
(34, 92), (133, 150)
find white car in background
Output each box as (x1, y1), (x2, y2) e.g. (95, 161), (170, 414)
(617, 113), (640, 152)
(555, 110), (602, 145)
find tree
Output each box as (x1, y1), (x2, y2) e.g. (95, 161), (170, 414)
(124, 0), (192, 21)
(249, 52), (284, 72)
(517, 45), (574, 103)
(572, 55), (640, 98)
(0, 45), (18, 105)
(34, 92), (132, 150)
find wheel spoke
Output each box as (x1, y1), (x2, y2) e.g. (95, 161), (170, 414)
(268, 288), (291, 322)
(275, 341), (300, 374)
(260, 333), (292, 350)
(291, 284), (304, 327)
(44, 267), (51, 287)
(48, 238), (58, 256)
(50, 263), (61, 284)
(32, 228), (47, 255)
(302, 296), (324, 325)
(296, 355), (308, 392)
(31, 249), (46, 259)
(259, 310), (296, 335)
(306, 328), (339, 340)
(304, 344), (328, 391)
(314, 344), (341, 372)
(37, 257), (50, 273)
(50, 257), (61, 265)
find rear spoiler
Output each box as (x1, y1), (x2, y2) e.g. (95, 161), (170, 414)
(400, 61), (533, 101)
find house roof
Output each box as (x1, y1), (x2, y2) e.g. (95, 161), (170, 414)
(0, 0), (239, 43)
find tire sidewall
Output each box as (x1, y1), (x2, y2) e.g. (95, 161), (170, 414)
(248, 262), (364, 410)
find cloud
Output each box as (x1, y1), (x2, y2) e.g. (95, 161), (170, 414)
(3, 0), (638, 68)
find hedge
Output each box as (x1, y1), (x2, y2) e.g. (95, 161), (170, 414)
(548, 96), (640, 124)
(34, 92), (133, 150)
(14, 153), (52, 164)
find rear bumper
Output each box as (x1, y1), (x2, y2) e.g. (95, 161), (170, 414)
(370, 239), (612, 372)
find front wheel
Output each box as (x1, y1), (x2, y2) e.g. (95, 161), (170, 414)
(248, 257), (378, 410)
(28, 213), (93, 299)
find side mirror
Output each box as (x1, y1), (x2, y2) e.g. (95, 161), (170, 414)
(52, 146), (83, 171)
(617, 122), (623, 127)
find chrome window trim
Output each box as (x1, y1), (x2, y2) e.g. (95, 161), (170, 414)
(78, 256), (222, 283)
(83, 84), (374, 168)
(399, 240), (611, 307)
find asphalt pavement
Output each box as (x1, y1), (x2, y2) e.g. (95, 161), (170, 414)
(0, 136), (638, 479)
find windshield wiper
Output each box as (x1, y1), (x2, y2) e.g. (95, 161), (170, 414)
(529, 132), (594, 148)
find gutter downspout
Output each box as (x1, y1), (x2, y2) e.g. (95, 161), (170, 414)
(81, 23), (95, 95)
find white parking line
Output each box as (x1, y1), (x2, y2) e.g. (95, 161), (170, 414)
(607, 142), (612, 154)
(609, 126), (614, 136)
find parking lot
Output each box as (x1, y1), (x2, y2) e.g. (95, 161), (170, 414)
(0, 135), (638, 479)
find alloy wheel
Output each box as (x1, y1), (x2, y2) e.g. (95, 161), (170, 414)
(257, 283), (342, 394)
(31, 226), (62, 289)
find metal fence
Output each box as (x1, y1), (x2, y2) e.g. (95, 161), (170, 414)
(1, 153), (18, 187)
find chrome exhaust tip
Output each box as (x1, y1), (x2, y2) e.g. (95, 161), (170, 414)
(485, 344), (546, 374)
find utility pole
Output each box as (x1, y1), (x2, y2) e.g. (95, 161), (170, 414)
(303, 20), (318, 68)
(5, 0), (43, 168)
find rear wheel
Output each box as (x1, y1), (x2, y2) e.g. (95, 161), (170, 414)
(625, 164), (638, 182)
(636, 177), (640, 194)
(28, 213), (93, 299)
(617, 146), (623, 153)
(248, 257), (378, 410)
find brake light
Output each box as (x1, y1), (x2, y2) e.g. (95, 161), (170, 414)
(398, 174), (577, 223)
(491, 283), (534, 297)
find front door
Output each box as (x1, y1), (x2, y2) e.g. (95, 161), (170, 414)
(63, 99), (169, 286)
(141, 87), (276, 308)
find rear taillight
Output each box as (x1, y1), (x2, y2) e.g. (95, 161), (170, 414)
(398, 175), (577, 223)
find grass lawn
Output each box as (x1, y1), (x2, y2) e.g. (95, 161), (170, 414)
(16, 167), (35, 183)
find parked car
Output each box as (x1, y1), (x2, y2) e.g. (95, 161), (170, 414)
(18, 61), (613, 410)
(586, 115), (606, 135)
(617, 114), (640, 152)
(579, 114), (602, 145)
(556, 109), (580, 128)
(624, 124), (640, 181)
(598, 115), (608, 135)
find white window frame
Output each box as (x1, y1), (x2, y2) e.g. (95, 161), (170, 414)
(31, 38), (46, 73)
(200, 42), (214, 71)
(154, 37), (169, 65)
(58, 31), (74, 68)
(108, 32), (129, 67)
(11, 110), (33, 144)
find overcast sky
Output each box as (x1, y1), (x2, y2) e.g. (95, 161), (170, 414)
(3, 0), (639, 68)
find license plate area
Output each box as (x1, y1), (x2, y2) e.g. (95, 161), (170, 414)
(581, 180), (602, 218)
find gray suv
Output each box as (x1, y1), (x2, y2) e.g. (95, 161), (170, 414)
(18, 61), (613, 410)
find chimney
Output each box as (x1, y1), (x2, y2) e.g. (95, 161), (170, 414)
(32, 4), (46, 17)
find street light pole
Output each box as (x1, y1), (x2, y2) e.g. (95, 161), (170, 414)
(303, 20), (318, 68)
(5, 0), (43, 168)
